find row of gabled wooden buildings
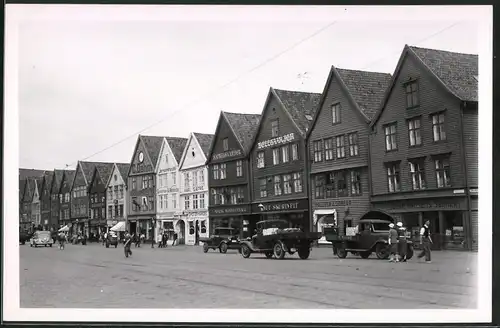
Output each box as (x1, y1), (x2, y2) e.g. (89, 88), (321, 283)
(19, 44), (479, 250)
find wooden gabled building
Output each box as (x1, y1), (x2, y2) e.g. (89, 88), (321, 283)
(40, 171), (55, 231)
(105, 163), (131, 233)
(369, 45), (478, 251)
(206, 111), (261, 238)
(88, 162), (115, 236)
(59, 170), (75, 229)
(49, 169), (65, 229)
(307, 67), (391, 240)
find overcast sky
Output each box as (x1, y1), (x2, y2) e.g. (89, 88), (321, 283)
(11, 5), (483, 170)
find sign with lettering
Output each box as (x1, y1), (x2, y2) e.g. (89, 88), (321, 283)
(376, 198), (467, 212)
(469, 188), (478, 194)
(193, 186), (205, 191)
(159, 168), (177, 174)
(131, 164), (153, 174)
(257, 133), (295, 150)
(252, 198), (308, 213)
(167, 187), (179, 193)
(314, 199), (352, 208)
(209, 205), (250, 216)
(212, 149), (242, 161)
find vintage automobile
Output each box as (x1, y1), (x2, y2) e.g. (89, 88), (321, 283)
(239, 219), (322, 260)
(105, 231), (119, 248)
(30, 230), (53, 247)
(325, 216), (414, 260)
(200, 227), (240, 254)
(19, 231), (33, 245)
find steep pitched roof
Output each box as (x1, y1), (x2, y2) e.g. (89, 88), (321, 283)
(273, 89), (322, 136)
(141, 135), (165, 168)
(223, 111), (262, 155)
(42, 171), (54, 193)
(193, 133), (214, 159)
(24, 178), (35, 202)
(116, 163), (131, 181)
(19, 179), (26, 202)
(51, 169), (65, 193)
(409, 46), (478, 102)
(34, 177), (44, 197)
(19, 168), (46, 180)
(64, 170), (76, 187)
(95, 162), (115, 185)
(165, 137), (188, 164)
(335, 68), (392, 120)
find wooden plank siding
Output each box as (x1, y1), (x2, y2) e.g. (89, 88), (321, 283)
(462, 106), (478, 188)
(369, 54), (466, 196)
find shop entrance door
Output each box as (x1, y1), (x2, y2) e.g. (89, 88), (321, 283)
(129, 221), (137, 235)
(176, 220), (185, 245)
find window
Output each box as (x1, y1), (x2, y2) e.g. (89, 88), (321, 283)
(172, 195), (177, 209)
(283, 174), (292, 194)
(230, 188), (237, 204)
(271, 119), (279, 137)
(384, 124), (398, 151)
(192, 171), (198, 189)
(293, 172), (303, 193)
(114, 186), (118, 198)
(184, 173), (190, 191)
(273, 148), (280, 165)
(313, 140), (323, 162)
(314, 175), (325, 199)
(212, 164), (219, 180)
(108, 205), (113, 218)
(324, 138), (334, 160)
(431, 112), (446, 142)
(199, 170), (204, 185)
(325, 173), (335, 198)
(405, 80), (419, 108)
(350, 170), (362, 195)
(332, 103), (341, 124)
(257, 152), (265, 168)
(164, 195), (168, 209)
(119, 185), (124, 198)
(199, 194), (205, 208)
(148, 196), (154, 210)
(337, 171), (348, 197)
(222, 138), (229, 151)
(405, 118), (421, 147)
(274, 176), (282, 196)
(236, 160), (243, 177)
(184, 196), (190, 210)
(119, 205), (124, 217)
(132, 177), (136, 190)
(193, 194), (199, 209)
(409, 159), (426, 190)
(108, 187), (112, 199)
(291, 143), (299, 161)
(142, 176), (148, 189)
(336, 135), (346, 158)
(237, 187), (244, 203)
(211, 188), (217, 205)
(282, 146), (290, 163)
(171, 172), (176, 185)
(259, 178), (267, 198)
(115, 204), (119, 217)
(220, 164), (227, 180)
(435, 157), (451, 188)
(159, 195), (163, 209)
(159, 174), (163, 187)
(348, 133), (359, 157)
(386, 163), (401, 193)
(165, 154), (169, 164)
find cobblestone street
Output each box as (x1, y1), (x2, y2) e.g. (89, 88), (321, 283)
(20, 243), (477, 309)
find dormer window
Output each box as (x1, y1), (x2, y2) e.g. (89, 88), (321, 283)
(271, 119), (279, 137)
(405, 80), (419, 109)
(223, 138), (229, 151)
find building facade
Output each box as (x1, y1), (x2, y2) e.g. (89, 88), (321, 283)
(105, 163), (130, 233)
(178, 132), (213, 245)
(19, 169), (47, 231)
(369, 45), (478, 251)
(59, 170), (75, 229)
(206, 111), (261, 239)
(40, 171), (54, 231)
(19, 179), (30, 231)
(49, 170), (65, 229)
(307, 67), (391, 242)
(127, 135), (164, 241)
(155, 137), (187, 244)
(88, 163), (115, 236)
(31, 178), (43, 229)
(249, 88), (321, 231)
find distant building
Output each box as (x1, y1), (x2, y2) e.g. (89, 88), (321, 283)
(105, 163), (130, 233)
(59, 170), (75, 229)
(39, 171), (54, 230)
(88, 163), (115, 236)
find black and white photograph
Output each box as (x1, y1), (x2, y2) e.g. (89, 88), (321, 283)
(4, 4), (492, 324)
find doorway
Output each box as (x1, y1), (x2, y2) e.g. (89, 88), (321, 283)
(176, 220), (185, 245)
(129, 221), (137, 235)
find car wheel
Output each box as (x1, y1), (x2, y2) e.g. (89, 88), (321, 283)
(241, 244), (251, 258)
(360, 251), (371, 259)
(336, 244), (347, 259)
(273, 242), (285, 259)
(219, 243), (228, 254)
(375, 243), (390, 259)
(265, 251), (273, 259)
(202, 243), (209, 253)
(406, 244), (414, 260)
(298, 247), (310, 260)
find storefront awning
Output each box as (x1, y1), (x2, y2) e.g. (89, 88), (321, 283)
(110, 221), (126, 232)
(313, 209), (336, 226)
(314, 209), (336, 216)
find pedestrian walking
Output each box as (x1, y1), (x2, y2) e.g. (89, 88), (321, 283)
(135, 233), (141, 248)
(58, 231), (66, 250)
(103, 231), (108, 246)
(172, 232), (178, 246)
(396, 222), (407, 262)
(387, 223), (399, 262)
(162, 232), (168, 248)
(124, 232), (133, 258)
(417, 220), (433, 263)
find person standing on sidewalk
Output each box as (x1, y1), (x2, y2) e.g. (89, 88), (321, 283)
(172, 232), (178, 246)
(417, 220), (432, 263)
(387, 223), (399, 262)
(396, 222), (407, 262)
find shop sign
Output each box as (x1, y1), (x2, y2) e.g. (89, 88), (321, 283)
(193, 186), (205, 191)
(209, 205), (249, 216)
(167, 187), (179, 193)
(159, 168), (177, 174)
(453, 189), (465, 194)
(380, 199), (466, 212)
(470, 188), (478, 194)
(131, 164), (153, 174)
(315, 199), (352, 208)
(253, 199), (308, 213)
(212, 149), (242, 161)
(257, 133), (295, 150)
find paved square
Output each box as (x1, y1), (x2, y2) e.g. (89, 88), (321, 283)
(20, 243), (477, 309)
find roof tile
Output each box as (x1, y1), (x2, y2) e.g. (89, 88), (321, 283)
(166, 137), (188, 164)
(193, 133), (214, 159)
(116, 163), (131, 181)
(273, 89), (322, 135)
(223, 112), (262, 154)
(141, 135), (165, 168)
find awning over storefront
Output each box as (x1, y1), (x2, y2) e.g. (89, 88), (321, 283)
(110, 221), (126, 232)
(313, 209), (336, 225)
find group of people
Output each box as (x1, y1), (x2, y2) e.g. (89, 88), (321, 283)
(158, 231), (178, 248)
(388, 220), (433, 263)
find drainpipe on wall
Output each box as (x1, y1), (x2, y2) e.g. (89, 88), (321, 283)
(459, 101), (473, 251)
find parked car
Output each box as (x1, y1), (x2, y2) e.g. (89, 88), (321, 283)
(200, 227), (241, 254)
(106, 231), (118, 248)
(19, 231), (33, 245)
(239, 219), (322, 260)
(324, 218), (414, 260)
(30, 230), (53, 247)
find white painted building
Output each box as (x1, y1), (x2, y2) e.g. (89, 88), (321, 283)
(105, 163), (130, 232)
(155, 137), (188, 244)
(178, 132), (214, 245)
(31, 178), (42, 227)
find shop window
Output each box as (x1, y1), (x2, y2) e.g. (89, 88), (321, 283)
(189, 221), (195, 235)
(325, 173), (335, 198)
(201, 220), (207, 234)
(313, 140), (323, 162)
(443, 211), (465, 249)
(314, 174), (325, 199)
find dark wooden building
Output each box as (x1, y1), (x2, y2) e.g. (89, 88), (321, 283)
(206, 111), (261, 238)
(49, 169), (65, 229)
(307, 67), (391, 240)
(369, 45), (478, 251)
(59, 170), (75, 229)
(40, 171), (54, 231)
(19, 169), (47, 231)
(88, 163), (115, 236)
(249, 88), (321, 231)
(127, 135), (164, 241)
